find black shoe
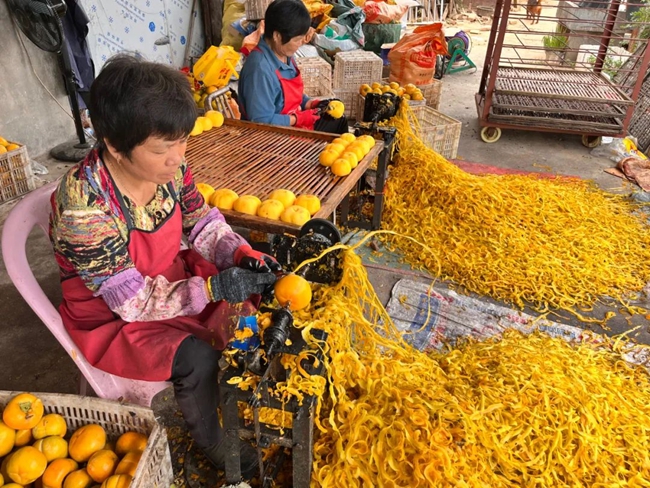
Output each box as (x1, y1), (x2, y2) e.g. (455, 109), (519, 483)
(203, 440), (260, 480)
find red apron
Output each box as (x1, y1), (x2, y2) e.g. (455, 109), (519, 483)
(59, 182), (258, 381)
(277, 60), (305, 115)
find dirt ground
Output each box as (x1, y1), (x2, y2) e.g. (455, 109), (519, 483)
(0, 20), (644, 398)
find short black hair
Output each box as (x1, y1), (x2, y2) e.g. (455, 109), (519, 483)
(264, 0), (311, 44)
(89, 54), (196, 156)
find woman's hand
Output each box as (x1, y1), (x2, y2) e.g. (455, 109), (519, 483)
(206, 268), (276, 303)
(294, 109), (320, 130)
(234, 244), (282, 273)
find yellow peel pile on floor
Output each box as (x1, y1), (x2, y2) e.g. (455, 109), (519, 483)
(282, 244), (650, 486)
(382, 104), (650, 319)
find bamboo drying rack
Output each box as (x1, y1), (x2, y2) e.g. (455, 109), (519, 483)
(186, 119), (383, 235)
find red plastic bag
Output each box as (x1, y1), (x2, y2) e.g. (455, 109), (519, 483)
(363, 1), (408, 23)
(388, 23), (448, 85)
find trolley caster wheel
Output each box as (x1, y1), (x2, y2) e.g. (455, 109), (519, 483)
(581, 135), (602, 148)
(480, 127), (502, 143)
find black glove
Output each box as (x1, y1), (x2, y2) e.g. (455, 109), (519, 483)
(207, 268), (277, 303)
(234, 245), (282, 274)
(314, 98), (340, 111)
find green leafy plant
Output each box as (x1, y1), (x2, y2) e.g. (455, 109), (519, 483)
(542, 35), (568, 50)
(587, 54), (625, 79)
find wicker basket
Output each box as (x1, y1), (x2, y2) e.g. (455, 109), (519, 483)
(411, 106), (462, 159)
(245, 0), (272, 20)
(333, 50), (383, 90)
(418, 79), (442, 110)
(0, 391), (173, 488)
(0, 143), (36, 204)
(296, 57), (334, 98)
(333, 88), (362, 120)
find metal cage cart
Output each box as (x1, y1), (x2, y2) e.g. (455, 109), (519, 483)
(475, 0), (650, 146)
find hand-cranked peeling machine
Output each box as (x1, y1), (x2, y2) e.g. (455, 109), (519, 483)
(220, 219), (343, 487)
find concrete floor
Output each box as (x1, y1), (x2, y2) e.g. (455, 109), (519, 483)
(0, 20), (643, 396)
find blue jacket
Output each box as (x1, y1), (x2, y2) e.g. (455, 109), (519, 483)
(238, 38), (309, 126)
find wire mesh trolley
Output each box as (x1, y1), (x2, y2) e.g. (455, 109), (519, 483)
(475, 0), (650, 146)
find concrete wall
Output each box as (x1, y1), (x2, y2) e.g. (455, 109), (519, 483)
(0, 0), (77, 158)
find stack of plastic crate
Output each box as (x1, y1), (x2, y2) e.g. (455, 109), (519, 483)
(333, 50), (383, 120)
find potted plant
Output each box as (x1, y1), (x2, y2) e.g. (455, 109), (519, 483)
(542, 35), (568, 65)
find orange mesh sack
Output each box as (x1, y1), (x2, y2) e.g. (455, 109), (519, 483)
(388, 23), (448, 85)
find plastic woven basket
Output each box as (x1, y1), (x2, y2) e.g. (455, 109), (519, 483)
(333, 88), (361, 120)
(418, 79), (442, 110)
(333, 50), (383, 90)
(0, 391), (173, 488)
(0, 144), (35, 204)
(296, 57), (334, 98)
(411, 106), (462, 160)
(245, 0), (272, 20)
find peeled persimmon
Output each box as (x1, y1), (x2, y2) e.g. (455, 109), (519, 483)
(69, 424), (106, 463)
(274, 274), (312, 311)
(115, 431), (147, 456)
(41, 458), (78, 488)
(86, 449), (118, 483)
(32, 413), (67, 439)
(6, 446), (47, 484)
(100, 474), (132, 488)
(114, 451), (142, 477)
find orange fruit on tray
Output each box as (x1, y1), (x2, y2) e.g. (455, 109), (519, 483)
(87, 449), (119, 483)
(100, 474), (133, 488)
(233, 195), (262, 215)
(331, 137), (349, 148)
(15, 428), (32, 447)
(69, 424), (106, 463)
(115, 451), (142, 477)
(345, 144), (366, 161)
(197, 116), (213, 131)
(195, 183), (216, 202)
(267, 189), (296, 209)
(340, 133), (356, 143)
(3, 393), (44, 430)
(257, 199), (285, 220)
(42, 458), (79, 488)
(274, 274), (312, 311)
(63, 468), (94, 488)
(33, 435), (68, 462)
(204, 110), (225, 128)
(319, 148), (339, 167)
(331, 159), (352, 177)
(280, 205), (311, 226)
(189, 120), (203, 137)
(115, 431), (148, 456)
(0, 421), (15, 457)
(6, 446), (47, 484)
(326, 143), (346, 155)
(209, 188), (239, 210)
(294, 195), (321, 216)
(340, 151), (359, 169)
(32, 413), (67, 439)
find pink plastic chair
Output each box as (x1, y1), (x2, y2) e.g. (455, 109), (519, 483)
(1, 182), (171, 406)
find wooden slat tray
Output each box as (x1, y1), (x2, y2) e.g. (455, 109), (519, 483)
(495, 67), (634, 106)
(185, 119), (384, 235)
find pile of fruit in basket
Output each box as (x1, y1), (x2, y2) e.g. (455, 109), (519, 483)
(196, 185), (322, 226)
(0, 393), (148, 487)
(318, 133), (375, 176)
(359, 81), (424, 101)
(0, 137), (22, 155)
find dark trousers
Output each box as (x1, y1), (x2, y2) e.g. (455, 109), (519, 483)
(315, 114), (349, 135)
(170, 335), (223, 449)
